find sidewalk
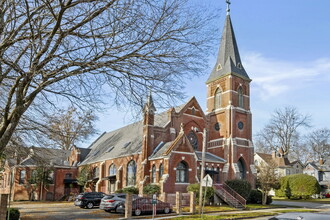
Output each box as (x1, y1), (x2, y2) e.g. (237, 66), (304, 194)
(119, 207), (318, 220)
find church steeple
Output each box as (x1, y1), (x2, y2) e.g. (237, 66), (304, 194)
(143, 92), (156, 114)
(206, 3), (250, 83)
(143, 92), (156, 126)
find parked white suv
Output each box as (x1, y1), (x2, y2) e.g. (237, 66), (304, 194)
(99, 193), (127, 213)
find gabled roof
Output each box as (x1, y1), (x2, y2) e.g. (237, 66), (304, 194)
(149, 142), (173, 160)
(207, 15), (250, 84)
(80, 99), (196, 165)
(195, 152), (226, 164)
(305, 162), (319, 170)
(18, 147), (70, 167)
(255, 152), (273, 164)
(255, 152), (292, 168)
(77, 147), (91, 161)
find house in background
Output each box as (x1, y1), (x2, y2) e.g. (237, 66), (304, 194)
(0, 147), (80, 201)
(304, 157), (330, 192)
(254, 150), (304, 177)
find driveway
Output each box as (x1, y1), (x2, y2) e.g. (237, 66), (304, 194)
(272, 200), (330, 209)
(12, 201), (123, 220)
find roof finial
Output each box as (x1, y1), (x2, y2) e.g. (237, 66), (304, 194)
(226, 0), (231, 15)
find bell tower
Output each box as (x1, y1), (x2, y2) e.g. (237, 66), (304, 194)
(206, 1), (254, 183)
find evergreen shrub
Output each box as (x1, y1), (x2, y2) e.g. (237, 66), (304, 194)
(6, 208), (20, 220)
(275, 174), (321, 199)
(225, 179), (252, 200)
(247, 189), (272, 204)
(143, 184), (160, 195)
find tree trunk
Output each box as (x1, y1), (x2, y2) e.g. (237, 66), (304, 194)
(262, 191), (268, 205)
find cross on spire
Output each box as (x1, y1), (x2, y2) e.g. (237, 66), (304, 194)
(226, 0), (231, 15)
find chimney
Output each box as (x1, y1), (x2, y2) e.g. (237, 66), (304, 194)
(320, 158), (324, 165)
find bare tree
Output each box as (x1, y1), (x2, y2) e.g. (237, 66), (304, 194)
(0, 0), (217, 154)
(45, 107), (97, 150)
(307, 128), (330, 160)
(255, 106), (311, 156)
(256, 161), (279, 205)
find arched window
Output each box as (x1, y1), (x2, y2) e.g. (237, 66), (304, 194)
(159, 164), (164, 180)
(127, 160), (136, 186)
(109, 164), (116, 176)
(176, 161), (188, 183)
(93, 167), (99, 179)
(31, 170), (38, 184)
(238, 87), (244, 108)
(19, 170), (26, 185)
(214, 89), (222, 109)
(151, 165), (156, 183)
(108, 164), (117, 193)
(237, 158), (246, 179)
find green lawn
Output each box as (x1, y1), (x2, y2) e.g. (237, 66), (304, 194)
(273, 197), (330, 204)
(180, 204), (285, 213)
(245, 204), (285, 209)
(171, 209), (317, 220)
(181, 205), (237, 213)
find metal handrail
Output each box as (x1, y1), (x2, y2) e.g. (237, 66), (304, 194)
(222, 183), (246, 206)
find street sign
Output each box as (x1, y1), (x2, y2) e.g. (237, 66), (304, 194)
(201, 174), (213, 187)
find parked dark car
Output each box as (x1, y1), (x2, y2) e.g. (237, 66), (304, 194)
(99, 193), (126, 213)
(74, 192), (106, 209)
(117, 197), (172, 216)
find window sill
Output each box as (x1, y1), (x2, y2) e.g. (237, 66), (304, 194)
(175, 183), (189, 185)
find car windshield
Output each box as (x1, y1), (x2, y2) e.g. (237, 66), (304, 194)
(103, 195), (114, 199)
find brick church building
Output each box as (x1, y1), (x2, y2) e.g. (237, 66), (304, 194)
(68, 5), (256, 195)
(1, 3), (256, 201)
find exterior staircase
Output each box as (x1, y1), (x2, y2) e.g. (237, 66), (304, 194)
(213, 184), (246, 209)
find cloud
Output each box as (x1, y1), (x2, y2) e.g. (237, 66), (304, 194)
(242, 52), (330, 100)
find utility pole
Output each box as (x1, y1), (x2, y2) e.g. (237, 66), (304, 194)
(198, 128), (207, 215)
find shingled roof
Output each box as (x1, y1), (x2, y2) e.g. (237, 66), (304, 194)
(80, 100), (189, 165)
(256, 152), (292, 168)
(18, 147), (71, 167)
(207, 15), (250, 83)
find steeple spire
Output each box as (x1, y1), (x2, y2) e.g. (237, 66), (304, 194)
(143, 91), (156, 113)
(206, 1), (250, 83)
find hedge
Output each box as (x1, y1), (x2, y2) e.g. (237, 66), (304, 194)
(275, 174), (321, 199)
(115, 186), (139, 194)
(247, 189), (272, 204)
(225, 179), (252, 200)
(143, 184), (160, 195)
(7, 208), (20, 220)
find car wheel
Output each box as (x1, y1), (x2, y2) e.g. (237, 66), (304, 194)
(115, 205), (122, 213)
(134, 208), (142, 216)
(164, 207), (170, 214)
(86, 202), (94, 209)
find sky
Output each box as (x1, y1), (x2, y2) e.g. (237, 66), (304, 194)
(81, 0), (330, 148)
